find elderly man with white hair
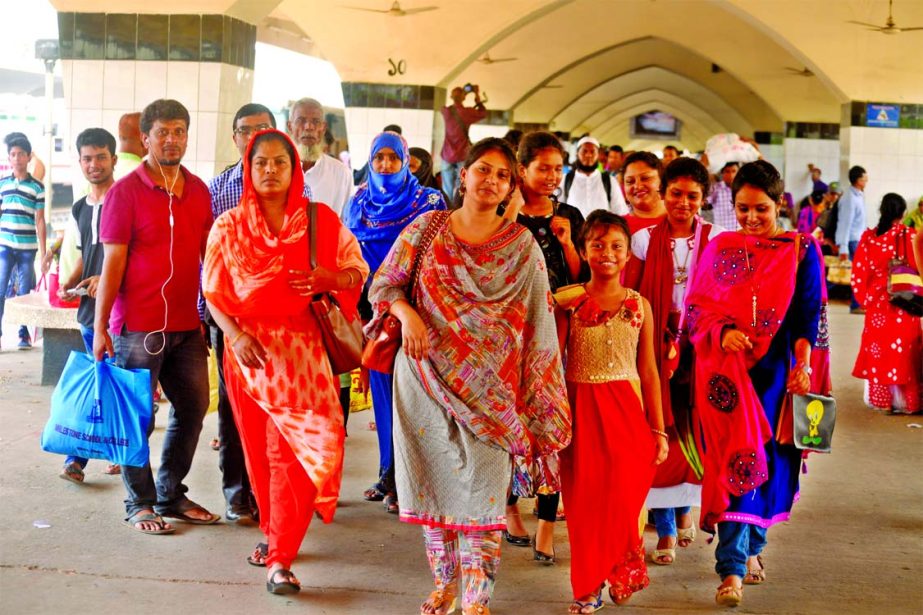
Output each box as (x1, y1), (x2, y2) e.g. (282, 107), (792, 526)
(287, 98), (353, 214)
(559, 135), (628, 218)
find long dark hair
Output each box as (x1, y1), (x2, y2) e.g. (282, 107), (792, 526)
(876, 193), (907, 236)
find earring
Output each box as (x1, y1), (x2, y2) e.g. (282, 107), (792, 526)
(459, 184), (466, 195)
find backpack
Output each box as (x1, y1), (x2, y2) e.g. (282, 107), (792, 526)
(562, 169), (611, 203)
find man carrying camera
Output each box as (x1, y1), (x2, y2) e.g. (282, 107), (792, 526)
(440, 84), (486, 200)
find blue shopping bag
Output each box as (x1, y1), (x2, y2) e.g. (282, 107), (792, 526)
(41, 351), (152, 467)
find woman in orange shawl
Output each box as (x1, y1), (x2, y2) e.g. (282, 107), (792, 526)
(203, 130), (368, 595)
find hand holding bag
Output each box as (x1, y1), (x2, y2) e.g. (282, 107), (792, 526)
(308, 201), (365, 375)
(888, 227), (923, 317)
(792, 392), (836, 453)
(361, 211), (450, 374)
(41, 352), (152, 467)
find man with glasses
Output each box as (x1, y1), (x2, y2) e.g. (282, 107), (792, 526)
(287, 98), (352, 214)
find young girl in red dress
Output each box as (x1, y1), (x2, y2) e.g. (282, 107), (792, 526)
(556, 211), (669, 613)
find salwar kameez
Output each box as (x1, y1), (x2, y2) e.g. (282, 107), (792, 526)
(368, 212), (571, 609)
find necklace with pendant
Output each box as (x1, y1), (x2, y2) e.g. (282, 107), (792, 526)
(672, 237), (693, 284)
(743, 239), (758, 328)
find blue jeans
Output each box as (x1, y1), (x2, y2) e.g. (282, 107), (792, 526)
(652, 506), (692, 539)
(0, 246), (37, 339)
(440, 161), (462, 203)
(715, 521), (768, 579)
(65, 325), (96, 469)
(848, 240), (860, 309)
(114, 328), (209, 518)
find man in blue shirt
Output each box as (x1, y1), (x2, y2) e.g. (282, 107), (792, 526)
(0, 134), (46, 349)
(835, 165), (868, 313)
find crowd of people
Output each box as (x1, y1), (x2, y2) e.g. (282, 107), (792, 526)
(0, 86), (920, 614)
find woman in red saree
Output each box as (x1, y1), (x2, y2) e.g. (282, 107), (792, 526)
(557, 211), (668, 612)
(623, 157), (722, 566)
(685, 160), (826, 607)
(621, 152), (666, 235)
(203, 131), (368, 594)
(851, 193), (921, 413)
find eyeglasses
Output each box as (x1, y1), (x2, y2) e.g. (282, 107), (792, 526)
(234, 124), (272, 136)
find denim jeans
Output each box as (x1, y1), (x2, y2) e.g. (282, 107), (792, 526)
(0, 246), (37, 339)
(715, 521), (768, 579)
(848, 240), (860, 309)
(65, 325), (96, 469)
(440, 161), (463, 203)
(652, 506), (692, 539)
(114, 328), (209, 518)
(210, 325), (253, 512)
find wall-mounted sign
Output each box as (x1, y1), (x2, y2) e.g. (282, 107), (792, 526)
(866, 103), (900, 128)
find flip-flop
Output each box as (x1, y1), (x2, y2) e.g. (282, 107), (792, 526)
(743, 554), (765, 585)
(160, 503), (221, 525)
(247, 542), (268, 567)
(123, 512), (175, 535)
(266, 568), (300, 595)
(59, 463), (85, 484)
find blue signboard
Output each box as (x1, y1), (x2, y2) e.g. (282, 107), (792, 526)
(866, 104), (900, 128)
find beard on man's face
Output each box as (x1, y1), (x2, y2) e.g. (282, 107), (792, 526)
(296, 142), (324, 163)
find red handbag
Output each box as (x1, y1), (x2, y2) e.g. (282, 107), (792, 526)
(361, 211), (450, 373)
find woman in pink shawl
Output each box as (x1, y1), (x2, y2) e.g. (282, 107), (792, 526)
(685, 160), (827, 607)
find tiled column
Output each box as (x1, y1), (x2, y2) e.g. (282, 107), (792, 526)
(781, 123), (841, 203)
(57, 12), (257, 182)
(840, 102), (923, 215)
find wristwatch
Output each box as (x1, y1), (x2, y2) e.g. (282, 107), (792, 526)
(798, 363), (813, 375)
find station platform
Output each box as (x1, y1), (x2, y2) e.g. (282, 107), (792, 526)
(0, 301), (920, 614)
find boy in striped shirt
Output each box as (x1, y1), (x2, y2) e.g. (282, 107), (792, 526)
(0, 134), (46, 349)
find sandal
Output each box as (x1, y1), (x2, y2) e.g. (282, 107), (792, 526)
(266, 568), (300, 595)
(503, 530), (531, 547)
(463, 606), (490, 615)
(247, 542), (268, 567)
(103, 463), (121, 475)
(568, 588), (604, 613)
(384, 492), (399, 514)
(123, 511), (175, 535)
(159, 500), (221, 525)
(743, 554), (765, 585)
(715, 579), (743, 607)
(420, 587), (458, 615)
(60, 462), (85, 484)
(677, 526), (696, 548)
(364, 483), (386, 501)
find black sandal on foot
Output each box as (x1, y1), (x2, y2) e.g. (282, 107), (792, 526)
(266, 569), (300, 595)
(384, 492), (399, 514)
(503, 530), (531, 547)
(247, 542), (268, 567)
(363, 483), (386, 501)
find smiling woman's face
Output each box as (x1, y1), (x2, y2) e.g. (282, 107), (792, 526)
(735, 184), (779, 237)
(250, 138), (292, 200)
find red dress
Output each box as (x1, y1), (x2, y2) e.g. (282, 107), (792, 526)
(557, 286), (655, 600)
(851, 224), (922, 412)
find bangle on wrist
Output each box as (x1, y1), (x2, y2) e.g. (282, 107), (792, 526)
(230, 330), (246, 346)
(651, 428), (668, 439)
(345, 269), (357, 287)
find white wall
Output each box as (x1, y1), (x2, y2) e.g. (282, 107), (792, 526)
(760, 143), (784, 178)
(344, 107), (434, 171)
(840, 126), (923, 223)
(782, 138), (840, 203)
(61, 59), (254, 182)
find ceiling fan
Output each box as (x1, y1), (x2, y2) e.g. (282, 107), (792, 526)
(847, 0), (923, 34)
(784, 66), (814, 77)
(344, 1), (438, 17)
(477, 52), (517, 65)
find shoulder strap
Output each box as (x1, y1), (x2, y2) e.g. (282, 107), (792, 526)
(601, 171), (611, 200)
(563, 170), (576, 200)
(407, 211), (450, 304)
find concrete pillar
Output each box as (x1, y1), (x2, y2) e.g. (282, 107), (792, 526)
(56, 12), (258, 182)
(781, 122), (840, 203)
(839, 101), (923, 216)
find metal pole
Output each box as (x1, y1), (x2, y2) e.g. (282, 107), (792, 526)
(44, 59), (55, 224)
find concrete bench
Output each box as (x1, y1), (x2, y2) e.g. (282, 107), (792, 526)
(4, 293), (84, 385)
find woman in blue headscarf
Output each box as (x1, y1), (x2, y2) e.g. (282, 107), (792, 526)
(342, 131), (447, 514)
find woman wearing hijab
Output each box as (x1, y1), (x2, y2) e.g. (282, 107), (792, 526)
(409, 147), (442, 192)
(203, 130), (368, 594)
(342, 132), (447, 514)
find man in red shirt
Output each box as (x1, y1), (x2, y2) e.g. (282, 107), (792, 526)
(440, 85), (486, 201)
(94, 99), (218, 535)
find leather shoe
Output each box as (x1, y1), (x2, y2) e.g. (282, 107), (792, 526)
(226, 507), (256, 524)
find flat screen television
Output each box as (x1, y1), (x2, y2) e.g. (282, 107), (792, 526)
(630, 111), (680, 139)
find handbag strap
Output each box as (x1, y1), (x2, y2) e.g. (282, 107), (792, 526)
(407, 211), (450, 305)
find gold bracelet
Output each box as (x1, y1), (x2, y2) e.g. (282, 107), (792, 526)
(651, 428), (668, 439)
(230, 330), (246, 346)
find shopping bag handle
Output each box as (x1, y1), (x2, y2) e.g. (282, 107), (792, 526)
(89, 360), (105, 423)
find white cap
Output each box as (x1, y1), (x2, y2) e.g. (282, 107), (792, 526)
(576, 136), (600, 150)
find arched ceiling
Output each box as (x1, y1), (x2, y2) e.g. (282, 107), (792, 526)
(588, 97), (724, 152)
(51, 0), (923, 136)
